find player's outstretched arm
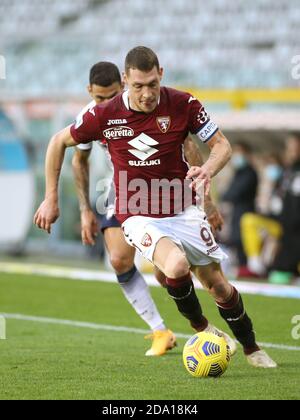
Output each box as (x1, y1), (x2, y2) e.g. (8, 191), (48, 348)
(72, 148), (92, 212)
(184, 136), (224, 232)
(186, 130), (232, 195)
(34, 125), (77, 233)
(72, 148), (99, 245)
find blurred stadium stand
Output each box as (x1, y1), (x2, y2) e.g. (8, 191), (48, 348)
(0, 0), (300, 96)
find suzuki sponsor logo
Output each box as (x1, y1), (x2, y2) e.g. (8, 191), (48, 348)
(129, 159), (161, 167)
(128, 133), (159, 161)
(107, 119), (128, 126)
(103, 126), (134, 139)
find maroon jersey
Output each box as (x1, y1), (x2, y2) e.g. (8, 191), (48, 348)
(71, 87), (219, 224)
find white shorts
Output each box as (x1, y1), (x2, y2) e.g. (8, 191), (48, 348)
(122, 206), (228, 267)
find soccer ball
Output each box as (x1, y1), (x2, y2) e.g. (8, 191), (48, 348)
(183, 332), (231, 378)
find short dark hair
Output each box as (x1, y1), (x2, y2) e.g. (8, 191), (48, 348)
(89, 62), (121, 87)
(125, 46), (160, 75)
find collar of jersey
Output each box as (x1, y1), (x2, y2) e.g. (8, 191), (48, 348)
(122, 90), (160, 112)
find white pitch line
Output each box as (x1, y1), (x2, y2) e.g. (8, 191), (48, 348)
(1, 261), (300, 299)
(2, 313), (300, 352)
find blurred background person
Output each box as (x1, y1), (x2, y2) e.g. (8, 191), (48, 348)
(222, 142), (258, 278)
(269, 134), (300, 284)
(240, 153), (284, 277)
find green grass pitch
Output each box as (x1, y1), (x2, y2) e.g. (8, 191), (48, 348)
(0, 272), (299, 400)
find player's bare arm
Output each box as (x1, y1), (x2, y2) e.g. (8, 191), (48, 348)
(184, 136), (224, 232)
(34, 125), (77, 233)
(72, 148), (99, 246)
(186, 130), (232, 195)
(72, 148), (92, 212)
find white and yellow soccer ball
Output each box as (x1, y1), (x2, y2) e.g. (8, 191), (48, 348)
(183, 332), (231, 378)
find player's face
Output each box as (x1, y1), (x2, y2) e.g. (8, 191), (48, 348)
(124, 67), (163, 113)
(87, 81), (123, 104)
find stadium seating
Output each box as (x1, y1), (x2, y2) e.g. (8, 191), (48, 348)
(0, 0), (299, 97)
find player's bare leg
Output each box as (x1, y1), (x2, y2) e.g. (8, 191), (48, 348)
(104, 227), (136, 275)
(153, 237), (210, 331)
(104, 227), (176, 356)
(193, 263), (277, 368)
(152, 238), (236, 355)
(153, 266), (167, 288)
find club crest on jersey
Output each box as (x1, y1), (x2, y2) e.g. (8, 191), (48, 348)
(157, 116), (171, 133)
(141, 233), (152, 247)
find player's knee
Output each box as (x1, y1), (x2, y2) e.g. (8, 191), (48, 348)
(164, 255), (190, 279)
(154, 269), (167, 288)
(110, 253), (133, 275)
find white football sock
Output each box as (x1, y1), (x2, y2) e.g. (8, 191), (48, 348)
(119, 269), (166, 332)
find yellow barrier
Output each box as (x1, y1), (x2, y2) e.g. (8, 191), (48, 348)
(177, 88), (300, 109)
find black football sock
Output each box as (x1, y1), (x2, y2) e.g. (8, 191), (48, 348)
(216, 287), (260, 355)
(166, 273), (208, 331)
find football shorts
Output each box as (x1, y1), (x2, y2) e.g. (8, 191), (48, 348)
(122, 205), (228, 266)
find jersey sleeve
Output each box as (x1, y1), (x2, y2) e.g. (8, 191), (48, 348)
(76, 142), (93, 151)
(187, 97), (219, 143)
(70, 104), (101, 144)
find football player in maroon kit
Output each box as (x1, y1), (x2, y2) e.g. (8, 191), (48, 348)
(72, 61), (226, 357)
(34, 47), (276, 368)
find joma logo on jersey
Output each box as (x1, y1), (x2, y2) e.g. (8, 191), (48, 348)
(107, 119), (128, 126)
(128, 133), (159, 161)
(103, 126), (134, 139)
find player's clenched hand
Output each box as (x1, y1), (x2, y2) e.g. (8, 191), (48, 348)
(186, 166), (211, 196)
(80, 209), (99, 246)
(204, 200), (224, 233)
(33, 198), (60, 234)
